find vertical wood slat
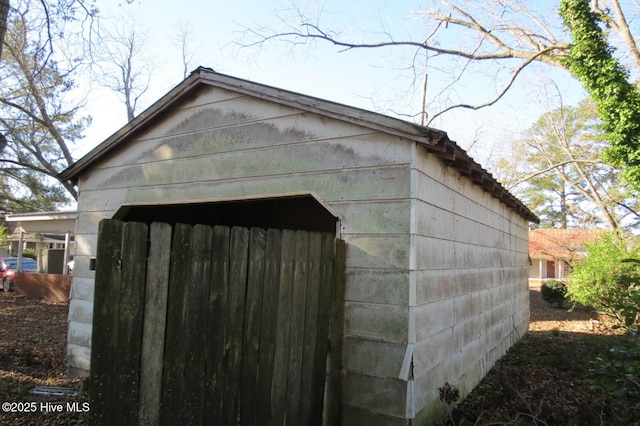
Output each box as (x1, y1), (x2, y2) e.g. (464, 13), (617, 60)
(221, 227), (250, 426)
(90, 220), (339, 426)
(161, 224), (193, 424)
(139, 222), (172, 426)
(299, 231), (323, 425)
(90, 219), (124, 426)
(255, 229), (282, 424)
(323, 238), (345, 426)
(270, 229), (296, 426)
(115, 222), (149, 426)
(285, 231), (310, 425)
(312, 234), (339, 422)
(240, 228), (267, 426)
(183, 225), (213, 425)
(204, 226), (231, 423)
(90, 220), (149, 426)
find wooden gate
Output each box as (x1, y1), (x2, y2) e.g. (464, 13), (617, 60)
(89, 219), (343, 425)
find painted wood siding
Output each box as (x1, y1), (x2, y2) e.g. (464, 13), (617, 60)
(68, 86), (415, 418)
(410, 150), (529, 422)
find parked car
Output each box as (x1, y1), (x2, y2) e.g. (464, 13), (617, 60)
(0, 257), (37, 292)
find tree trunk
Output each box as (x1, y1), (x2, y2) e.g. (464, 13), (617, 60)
(0, 0), (9, 60)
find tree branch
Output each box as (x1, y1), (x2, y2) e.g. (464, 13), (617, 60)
(508, 159), (601, 188)
(427, 46), (559, 124)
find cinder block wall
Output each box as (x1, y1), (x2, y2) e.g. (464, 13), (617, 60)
(411, 152), (530, 422)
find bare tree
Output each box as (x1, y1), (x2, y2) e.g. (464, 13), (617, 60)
(0, 0), (9, 59)
(239, 1), (640, 123)
(173, 20), (199, 80)
(0, 1), (139, 62)
(0, 0), (90, 209)
(91, 13), (154, 122)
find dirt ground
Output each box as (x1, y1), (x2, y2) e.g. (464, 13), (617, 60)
(0, 292), (87, 425)
(0, 286), (637, 425)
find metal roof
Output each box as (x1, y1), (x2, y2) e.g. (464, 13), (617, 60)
(59, 67), (539, 223)
(4, 211), (77, 234)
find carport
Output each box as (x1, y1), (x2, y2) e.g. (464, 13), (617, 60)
(4, 211), (77, 274)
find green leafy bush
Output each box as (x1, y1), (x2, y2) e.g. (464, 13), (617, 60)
(568, 232), (640, 331)
(591, 343), (640, 398)
(541, 280), (568, 308)
(21, 248), (37, 260)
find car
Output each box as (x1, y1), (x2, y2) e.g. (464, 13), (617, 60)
(0, 257), (37, 292)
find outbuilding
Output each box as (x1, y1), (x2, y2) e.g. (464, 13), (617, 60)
(60, 67), (538, 424)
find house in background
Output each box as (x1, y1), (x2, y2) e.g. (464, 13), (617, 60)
(2, 211), (77, 274)
(528, 228), (602, 281)
(59, 67), (538, 424)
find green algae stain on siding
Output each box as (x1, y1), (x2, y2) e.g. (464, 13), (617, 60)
(97, 106), (411, 203)
(140, 108), (316, 161)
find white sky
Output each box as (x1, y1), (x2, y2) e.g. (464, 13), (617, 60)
(79, 0), (587, 168)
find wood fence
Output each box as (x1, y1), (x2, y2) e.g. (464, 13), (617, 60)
(89, 219), (343, 425)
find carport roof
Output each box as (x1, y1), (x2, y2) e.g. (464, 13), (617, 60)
(59, 67), (539, 223)
(4, 211), (77, 234)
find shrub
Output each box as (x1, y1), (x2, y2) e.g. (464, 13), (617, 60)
(591, 342), (640, 398)
(541, 280), (568, 308)
(568, 232), (640, 331)
(21, 248), (37, 260)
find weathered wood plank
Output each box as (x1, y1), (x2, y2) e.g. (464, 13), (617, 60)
(255, 228), (282, 423)
(240, 227), (266, 426)
(90, 219), (124, 426)
(183, 224), (213, 425)
(161, 223), (193, 424)
(285, 230), (310, 425)
(323, 237), (344, 426)
(221, 226), (249, 426)
(113, 222), (148, 425)
(312, 234), (344, 422)
(204, 225), (231, 423)
(269, 229), (296, 426)
(139, 222), (172, 426)
(299, 231), (323, 425)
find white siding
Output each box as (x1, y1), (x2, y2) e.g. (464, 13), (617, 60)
(409, 151), (529, 421)
(69, 87), (414, 418)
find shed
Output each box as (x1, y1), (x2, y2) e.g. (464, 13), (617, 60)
(60, 67), (538, 424)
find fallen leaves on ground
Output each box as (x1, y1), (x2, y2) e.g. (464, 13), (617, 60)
(0, 286), (638, 425)
(0, 292), (87, 425)
(443, 287), (640, 425)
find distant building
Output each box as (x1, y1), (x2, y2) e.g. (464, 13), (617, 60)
(2, 212), (77, 274)
(529, 228), (603, 280)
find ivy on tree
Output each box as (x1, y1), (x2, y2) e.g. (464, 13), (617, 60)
(560, 0), (640, 189)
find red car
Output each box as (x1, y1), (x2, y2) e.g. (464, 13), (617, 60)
(0, 257), (37, 292)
